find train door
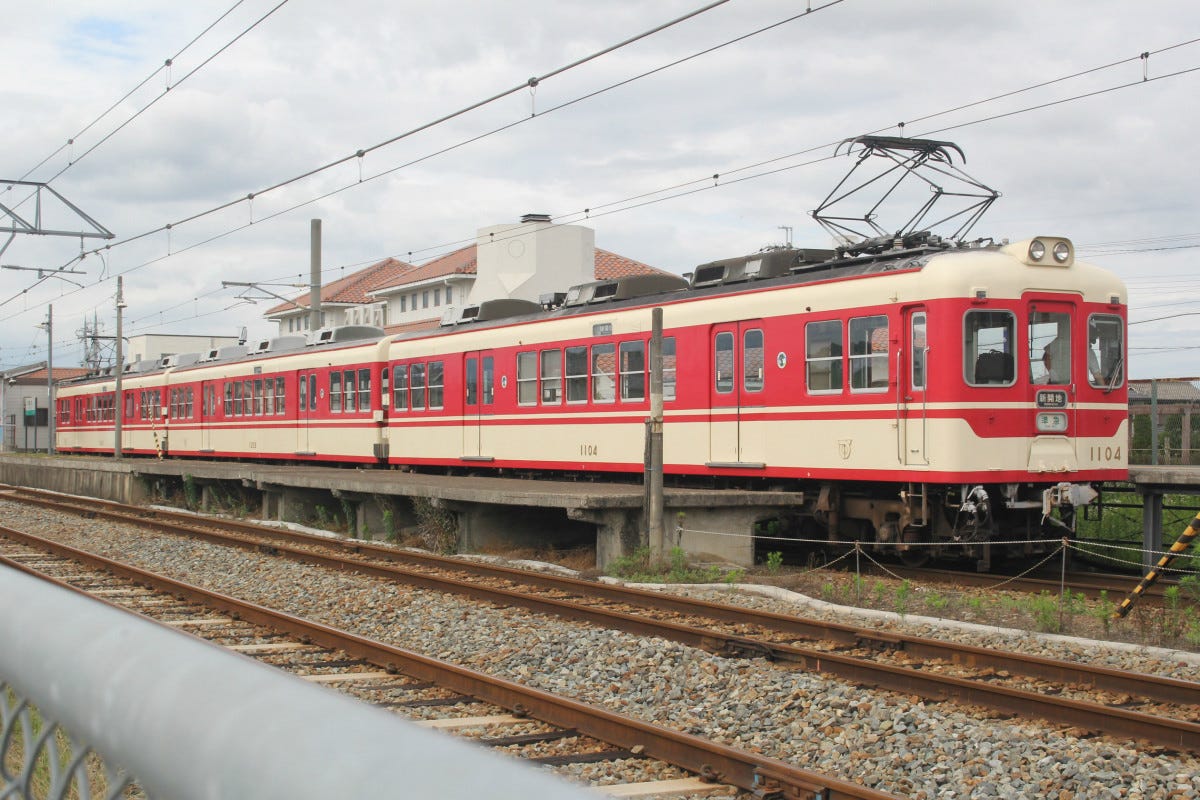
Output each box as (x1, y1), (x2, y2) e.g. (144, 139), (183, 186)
(900, 308), (929, 465)
(707, 321), (766, 468)
(199, 380), (216, 453)
(462, 352), (495, 461)
(296, 371), (318, 455)
(1027, 300), (1078, 451)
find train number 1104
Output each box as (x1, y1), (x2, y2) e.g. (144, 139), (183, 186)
(1089, 445), (1121, 462)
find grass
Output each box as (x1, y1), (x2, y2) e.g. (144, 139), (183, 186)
(605, 546), (736, 584)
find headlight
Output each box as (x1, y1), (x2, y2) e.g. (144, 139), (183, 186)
(1053, 242), (1070, 263)
(1036, 412), (1068, 433)
(1029, 240), (1046, 261)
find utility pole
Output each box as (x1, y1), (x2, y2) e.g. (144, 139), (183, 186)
(36, 305), (56, 454)
(310, 219), (322, 331)
(115, 277), (125, 459)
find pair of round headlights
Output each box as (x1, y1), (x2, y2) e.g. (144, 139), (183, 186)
(1029, 239), (1070, 263)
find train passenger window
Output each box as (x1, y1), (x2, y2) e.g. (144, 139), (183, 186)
(806, 321), (843, 393)
(233, 382), (244, 416)
(254, 379), (264, 415)
(743, 329), (764, 393)
(221, 384), (231, 416)
(330, 372), (342, 413)
(663, 337), (677, 402)
(912, 314), (927, 390)
(541, 350), (562, 404)
(275, 377), (286, 414)
(428, 362), (444, 409)
(1087, 314), (1124, 389)
(1028, 311), (1069, 385)
(299, 377), (307, 412)
(153, 390), (162, 420)
(308, 375), (318, 412)
(358, 369), (371, 412)
(592, 344), (616, 403)
(264, 381), (274, 415)
(245, 380), (255, 415)
(963, 310), (1015, 386)
(186, 387), (194, 418)
(344, 370), (357, 413)
(482, 357), (495, 405)
(849, 316), (889, 392)
(517, 351), (538, 406)
(620, 341), (645, 401)
(411, 363), (427, 410)
(565, 346), (588, 403)
(393, 365), (408, 411)
(466, 357), (478, 405)
(714, 332), (734, 394)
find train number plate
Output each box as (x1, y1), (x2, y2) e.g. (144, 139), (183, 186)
(1036, 390), (1068, 408)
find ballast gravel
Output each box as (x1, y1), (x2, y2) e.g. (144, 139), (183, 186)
(6, 500), (1199, 800)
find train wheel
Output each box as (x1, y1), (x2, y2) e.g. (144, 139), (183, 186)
(898, 526), (930, 567)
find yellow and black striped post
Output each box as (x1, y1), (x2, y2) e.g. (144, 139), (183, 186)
(1114, 510), (1200, 618)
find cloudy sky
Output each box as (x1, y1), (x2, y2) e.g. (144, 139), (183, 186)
(1, 0), (1197, 378)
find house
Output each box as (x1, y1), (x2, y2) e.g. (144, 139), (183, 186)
(0, 363), (89, 452)
(266, 215), (673, 335)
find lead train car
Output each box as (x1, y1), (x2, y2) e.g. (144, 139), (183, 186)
(57, 236), (1128, 564)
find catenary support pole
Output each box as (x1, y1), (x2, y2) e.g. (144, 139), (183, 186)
(45, 304), (54, 454)
(648, 307), (664, 556)
(115, 276), (124, 459)
(310, 219), (322, 332)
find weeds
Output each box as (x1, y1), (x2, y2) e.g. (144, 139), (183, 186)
(765, 551), (783, 574)
(893, 580), (912, 617)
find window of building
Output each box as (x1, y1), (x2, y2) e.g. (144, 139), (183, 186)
(400, 296), (406, 313)
(433, 288), (441, 306)
(541, 349), (562, 404)
(1087, 314), (1124, 388)
(446, 286), (453, 304)
(620, 341), (645, 401)
(964, 310), (1016, 386)
(806, 321), (843, 393)
(517, 351), (538, 406)
(849, 316), (889, 391)
(422, 291), (429, 309)
(592, 343), (616, 403)
(565, 346), (588, 403)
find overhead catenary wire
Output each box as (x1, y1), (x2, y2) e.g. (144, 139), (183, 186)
(3, 22), (1198, 342)
(12, 0), (253, 183)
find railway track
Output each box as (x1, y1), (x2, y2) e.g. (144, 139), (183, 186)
(4, 485), (1199, 752)
(0, 523), (894, 800)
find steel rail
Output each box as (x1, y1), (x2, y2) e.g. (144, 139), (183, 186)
(6, 491), (1200, 751)
(10, 489), (1196, 707)
(0, 524), (897, 800)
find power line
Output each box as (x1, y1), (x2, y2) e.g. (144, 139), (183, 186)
(14, 0), (253, 182)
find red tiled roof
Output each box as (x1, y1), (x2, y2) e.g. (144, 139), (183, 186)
(383, 317), (442, 335)
(266, 257), (415, 315)
(593, 248), (666, 280)
(18, 367), (89, 382)
(371, 246), (477, 295)
(268, 245), (671, 316)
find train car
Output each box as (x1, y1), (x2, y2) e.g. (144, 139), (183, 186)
(56, 233), (1127, 566)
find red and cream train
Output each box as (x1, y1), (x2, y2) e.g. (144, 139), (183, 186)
(56, 233), (1128, 563)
